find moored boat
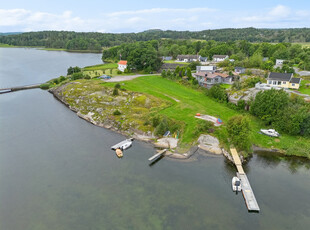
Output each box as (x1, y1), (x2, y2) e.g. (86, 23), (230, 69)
(232, 176), (241, 192)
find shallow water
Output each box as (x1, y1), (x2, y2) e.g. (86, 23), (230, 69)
(0, 48), (310, 230)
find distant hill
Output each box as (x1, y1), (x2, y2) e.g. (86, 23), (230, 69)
(0, 32), (22, 36)
(0, 28), (309, 51)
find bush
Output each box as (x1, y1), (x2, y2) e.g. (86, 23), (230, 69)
(227, 115), (251, 151)
(71, 72), (84, 80)
(40, 83), (50, 90)
(194, 120), (214, 136)
(59, 76), (66, 82)
(113, 110), (121, 115)
(112, 88), (119, 96)
(84, 75), (91, 79)
(117, 70), (122, 74)
(207, 84), (228, 103)
(114, 83), (121, 89)
(53, 79), (59, 84)
(67, 66), (81, 75)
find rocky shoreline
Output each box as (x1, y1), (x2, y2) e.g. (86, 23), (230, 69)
(49, 84), (228, 160)
(49, 83), (282, 162)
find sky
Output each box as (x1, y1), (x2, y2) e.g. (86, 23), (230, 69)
(0, 0), (310, 33)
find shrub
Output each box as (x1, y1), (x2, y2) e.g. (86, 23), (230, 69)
(84, 75), (91, 79)
(114, 83), (121, 89)
(59, 76), (66, 82)
(53, 79), (59, 84)
(112, 88), (119, 96)
(194, 120), (214, 136)
(71, 72), (84, 80)
(207, 84), (228, 103)
(113, 110), (121, 115)
(40, 83), (50, 90)
(227, 115), (251, 151)
(67, 66), (81, 75)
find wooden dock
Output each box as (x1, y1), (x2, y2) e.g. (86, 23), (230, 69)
(148, 149), (167, 161)
(230, 148), (260, 212)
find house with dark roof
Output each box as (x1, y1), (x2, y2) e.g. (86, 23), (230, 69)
(194, 72), (234, 88)
(212, 55), (229, 62)
(176, 55), (200, 62)
(267, 72), (301, 89)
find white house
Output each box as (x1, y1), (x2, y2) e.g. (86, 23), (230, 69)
(118, 60), (127, 72)
(196, 66), (216, 73)
(212, 55), (229, 62)
(176, 55), (200, 62)
(276, 59), (284, 66)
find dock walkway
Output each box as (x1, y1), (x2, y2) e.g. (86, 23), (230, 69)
(230, 148), (260, 212)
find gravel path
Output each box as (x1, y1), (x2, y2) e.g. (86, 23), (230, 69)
(103, 74), (157, 82)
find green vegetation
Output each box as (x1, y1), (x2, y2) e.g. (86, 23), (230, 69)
(299, 80), (310, 95)
(102, 75), (310, 158)
(83, 63), (118, 71)
(227, 115), (251, 152)
(1, 28), (310, 51)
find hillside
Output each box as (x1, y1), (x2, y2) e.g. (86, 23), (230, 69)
(0, 28), (309, 51)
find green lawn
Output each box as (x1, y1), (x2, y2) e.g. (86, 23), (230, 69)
(163, 60), (190, 65)
(298, 80), (310, 95)
(103, 75), (310, 157)
(83, 63), (118, 71)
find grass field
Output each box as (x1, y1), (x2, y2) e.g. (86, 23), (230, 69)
(103, 75), (310, 157)
(163, 60), (190, 65)
(298, 80), (310, 95)
(83, 63), (118, 71)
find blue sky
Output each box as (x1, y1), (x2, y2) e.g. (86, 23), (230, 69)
(1, 0), (310, 32)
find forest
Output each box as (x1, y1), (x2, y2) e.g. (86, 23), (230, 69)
(0, 28), (310, 51)
(102, 39), (310, 71)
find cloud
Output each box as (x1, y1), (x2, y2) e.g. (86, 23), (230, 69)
(0, 5), (309, 33)
(235, 5), (310, 27)
(0, 9), (86, 31)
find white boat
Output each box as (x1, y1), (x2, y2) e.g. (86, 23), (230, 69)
(232, 176), (241, 192)
(111, 138), (134, 151)
(260, 129), (280, 137)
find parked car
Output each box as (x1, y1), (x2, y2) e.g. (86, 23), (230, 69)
(99, 75), (111, 79)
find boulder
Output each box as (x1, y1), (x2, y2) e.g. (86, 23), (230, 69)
(154, 137), (178, 149)
(198, 134), (222, 154)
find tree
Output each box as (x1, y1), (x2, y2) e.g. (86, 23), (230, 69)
(250, 89), (289, 125)
(227, 115), (251, 151)
(207, 84), (228, 103)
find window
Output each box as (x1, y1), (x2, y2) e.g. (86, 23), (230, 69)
(282, 81), (286, 84)
(277, 81), (281, 85)
(268, 80), (272, 84)
(292, 83), (295, 86)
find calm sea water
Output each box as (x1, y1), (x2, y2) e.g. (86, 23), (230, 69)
(0, 48), (310, 230)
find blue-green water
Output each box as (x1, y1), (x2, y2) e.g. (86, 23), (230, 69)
(0, 48), (310, 230)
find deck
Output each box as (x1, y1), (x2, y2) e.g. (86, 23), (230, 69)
(230, 148), (260, 212)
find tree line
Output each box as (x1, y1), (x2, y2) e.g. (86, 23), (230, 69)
(1, 28), (310, 51)
(102, 39), (310, 71)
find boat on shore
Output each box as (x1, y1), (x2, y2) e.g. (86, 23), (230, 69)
(260, 129), (280, 137)
(232, 176), (241, 192)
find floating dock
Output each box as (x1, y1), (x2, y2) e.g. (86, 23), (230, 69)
(231, 148), (260, 212)
(148, 149), (167, 161)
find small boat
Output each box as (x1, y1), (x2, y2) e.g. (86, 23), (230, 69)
(111, 138), (134, 151)
(115, 148), (123, 158)
(260, 129), (280, 137)
(232, 176), (241, 192)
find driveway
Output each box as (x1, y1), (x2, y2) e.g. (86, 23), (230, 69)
(103, 74), (158, 82)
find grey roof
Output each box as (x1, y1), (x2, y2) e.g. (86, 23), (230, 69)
(177, 55), (199, 59)
(213, 55), (228, 58)
(268, 72), (293, 81)
(290, 78), (301, 84)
